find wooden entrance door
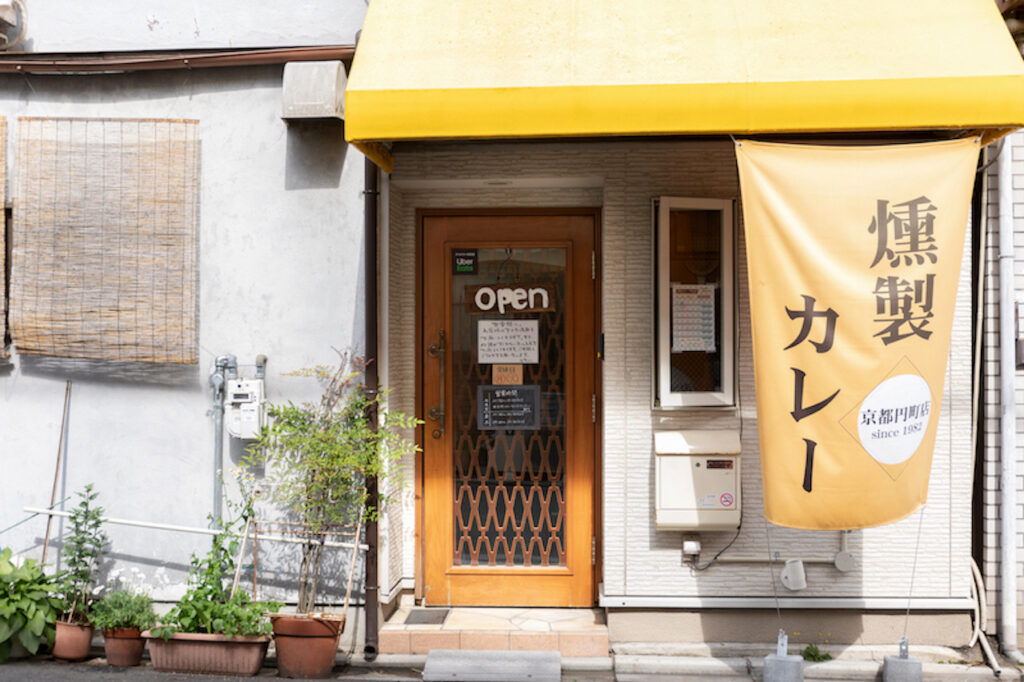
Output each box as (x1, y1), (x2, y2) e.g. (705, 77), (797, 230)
(420, 211), (597, 606)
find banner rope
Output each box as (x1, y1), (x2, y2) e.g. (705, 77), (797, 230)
(903, 504), (927, 640)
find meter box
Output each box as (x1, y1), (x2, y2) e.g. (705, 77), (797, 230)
(654, 430), (741, 530)
(226, 379), (266, 439)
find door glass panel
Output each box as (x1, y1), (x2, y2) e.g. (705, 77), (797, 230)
(450, 247), (567, 567)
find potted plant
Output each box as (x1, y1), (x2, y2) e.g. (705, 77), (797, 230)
(0, 547), (60, 662)
(145, 517), (282, 676)
(52, 484), (107, 662)
(90, 588), (157, 666)
(250, 353), (416, 678)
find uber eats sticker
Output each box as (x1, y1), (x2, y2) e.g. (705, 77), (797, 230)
(452, 249), (477, 275)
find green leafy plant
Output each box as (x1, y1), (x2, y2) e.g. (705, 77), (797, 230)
(0, 547), (61, 662)
(89, 590), (157, 632)
(801, 643), (833, 662)
(57, 484), (108, 624)
(249, 352), (418, 613)
(152, 517), (281, 638)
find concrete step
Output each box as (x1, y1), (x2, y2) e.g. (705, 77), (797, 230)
(380, 607), (609, 659)
(422, 649), (560, 682)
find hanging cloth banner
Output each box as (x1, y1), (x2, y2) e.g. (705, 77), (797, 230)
(736, 138), (980, 530)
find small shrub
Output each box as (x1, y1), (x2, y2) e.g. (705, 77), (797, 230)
(89, 590), (157, 632)
(152, 518), (280, 638)
(801, 643), (833, 662)
(57, 485), (108, 624)
(0, 547), (61, 662)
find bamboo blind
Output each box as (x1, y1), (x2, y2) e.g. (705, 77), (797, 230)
(12, 118), (199, 363)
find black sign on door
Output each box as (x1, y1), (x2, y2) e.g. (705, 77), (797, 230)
(452, 248), (478, 275)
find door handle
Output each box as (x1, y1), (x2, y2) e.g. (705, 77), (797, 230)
(427, 330), (446, 439)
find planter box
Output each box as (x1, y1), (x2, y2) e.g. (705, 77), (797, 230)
(142, 631), (270, 676)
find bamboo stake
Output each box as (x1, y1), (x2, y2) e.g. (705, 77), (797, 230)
(341, 512), (364, 624)
(41, 381), (72, 565)
(252, 520), (259, 599)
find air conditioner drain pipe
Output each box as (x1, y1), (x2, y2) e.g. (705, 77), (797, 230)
(209, 354), (237, 528)
(970, 557), (1001, 676)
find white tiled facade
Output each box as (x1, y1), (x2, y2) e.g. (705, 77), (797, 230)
(982, 131), (1024, 644)
(382, 139), (974, 612)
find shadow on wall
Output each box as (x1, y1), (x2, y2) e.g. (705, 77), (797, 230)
(237, 505), (367, 608)
(18, 355), (199, 386)
(285, 120), (347, 191)
(220, 453), (367, 608)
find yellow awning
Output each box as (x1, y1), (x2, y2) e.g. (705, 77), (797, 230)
(345, 0), (1024, 171)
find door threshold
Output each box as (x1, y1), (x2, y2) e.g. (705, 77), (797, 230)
(380, 606), (608, 657)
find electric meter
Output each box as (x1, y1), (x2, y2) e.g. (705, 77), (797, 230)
(226, 379), (266, 439)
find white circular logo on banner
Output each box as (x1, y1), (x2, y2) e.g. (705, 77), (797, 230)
(857, 374), (932, 465)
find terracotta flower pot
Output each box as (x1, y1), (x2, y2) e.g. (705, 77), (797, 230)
(102, 627), (145, 667)
(143, 631), (270, 676)
(269, 614), (344, 679)
(52, 621), (94, 662)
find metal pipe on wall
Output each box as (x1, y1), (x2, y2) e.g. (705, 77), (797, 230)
(210, 355), (237, 527)
(997, 135), (1024, 663)
(23, 507), (369, 551)
(363, 155), (380, 660)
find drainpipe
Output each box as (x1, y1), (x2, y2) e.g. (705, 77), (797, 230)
(997, 139), (1024, 663)
(363, 156), (380, 660)
(210, 355), (237, 527)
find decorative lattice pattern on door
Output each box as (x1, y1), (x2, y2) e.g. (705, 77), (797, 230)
(451, 248), (567, 567)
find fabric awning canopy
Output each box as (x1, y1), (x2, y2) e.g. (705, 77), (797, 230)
(344, 0), (1024, 171)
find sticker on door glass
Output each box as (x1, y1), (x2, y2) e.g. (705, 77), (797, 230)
(452, 249), (477, 275)
(477, 385), (541, 431)
(856, 373), (932, 465)
(492, 364), (523, 385)
(478, 319), (539, 364)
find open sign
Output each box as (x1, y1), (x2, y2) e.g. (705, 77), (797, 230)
(467, 283), (555, 315)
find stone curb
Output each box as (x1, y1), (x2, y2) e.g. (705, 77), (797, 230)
(562, 656), (613, 671)
(615, 654), (1022, 680)
(615, 655), (751, 676)
(348, 653), (427, 668)
(352, 653), (612, 673)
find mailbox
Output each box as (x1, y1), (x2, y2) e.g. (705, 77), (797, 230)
(654, 430), (741, 530)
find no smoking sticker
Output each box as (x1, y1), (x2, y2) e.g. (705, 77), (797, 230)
(719, 493), (734, 507)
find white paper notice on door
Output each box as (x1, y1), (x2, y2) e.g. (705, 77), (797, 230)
(478, 319), (539, 364)
(671, 283), (716, 353)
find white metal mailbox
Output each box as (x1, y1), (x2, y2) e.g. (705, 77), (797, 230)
(654, 430), (741, 530)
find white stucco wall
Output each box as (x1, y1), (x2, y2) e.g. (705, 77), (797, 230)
(9, 1), (364, 52)
(386, 139), (974, 608)
(0, 65), (368, 601)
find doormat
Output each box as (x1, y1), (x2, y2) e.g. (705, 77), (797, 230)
(405, 608), (450, 625)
